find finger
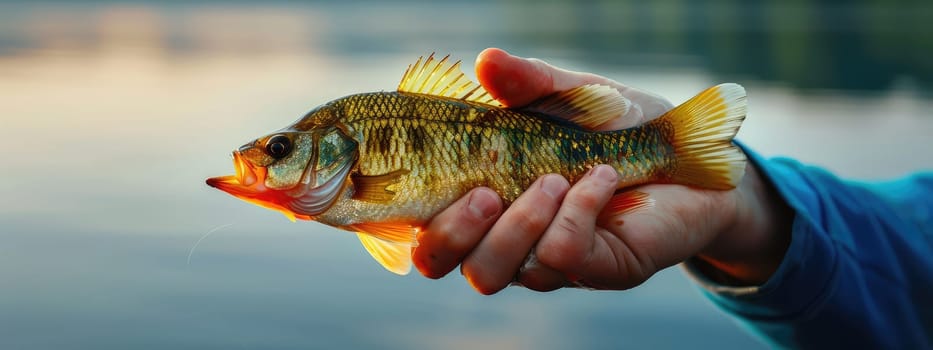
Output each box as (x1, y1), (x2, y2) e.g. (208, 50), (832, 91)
(475, 48), (674, 128)
(514, 253), (569, 292)
(414, 187), (503, 279)
(536, 165), (619, 276)
(476, 47), (619, 107)
(461, 174), (570, 295)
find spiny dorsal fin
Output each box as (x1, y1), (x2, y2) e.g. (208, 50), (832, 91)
(397, 53), (501, 107)
(521, 85), (629, 130)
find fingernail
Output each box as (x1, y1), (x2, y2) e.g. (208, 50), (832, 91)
(468, 188), (499, 220)
(590, 165), (618, 184)
(539, 174), (567, 199)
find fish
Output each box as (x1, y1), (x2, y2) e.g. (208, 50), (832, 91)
(206, 54), (747, 275)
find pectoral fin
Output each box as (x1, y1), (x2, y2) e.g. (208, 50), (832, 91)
(356, 233), (414, 275)
(351, 169), (410, 204)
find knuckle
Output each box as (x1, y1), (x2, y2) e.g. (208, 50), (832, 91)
(430, 221), (462, 247)
(506, 207), (550, 236)
(569, 188), (604, 212)
(537, 215), (589, 271)
(555, 215), (585, 237)
(431, 219), (480, 254)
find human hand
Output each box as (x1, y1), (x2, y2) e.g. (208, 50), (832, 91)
(412, 48), (792, 294)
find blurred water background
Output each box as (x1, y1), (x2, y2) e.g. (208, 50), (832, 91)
(1, 1), (931, 349)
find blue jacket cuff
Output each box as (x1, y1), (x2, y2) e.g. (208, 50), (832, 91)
(682, 144), (839, 320)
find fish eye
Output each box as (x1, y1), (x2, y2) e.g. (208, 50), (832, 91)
(265, 134), (292, 159)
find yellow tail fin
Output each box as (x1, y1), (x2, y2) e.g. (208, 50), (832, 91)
(656, 83), (747, 190)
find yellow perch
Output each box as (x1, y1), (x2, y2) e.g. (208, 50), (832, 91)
(207, 54), (747, 275)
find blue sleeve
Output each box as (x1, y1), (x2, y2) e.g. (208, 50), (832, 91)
(683, 146), (933, 349)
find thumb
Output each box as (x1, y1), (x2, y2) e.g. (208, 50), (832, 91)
(474, 48), (556, 107)
(474, 48), (674, 129)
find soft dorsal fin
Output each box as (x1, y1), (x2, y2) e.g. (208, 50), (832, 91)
(356, 233), (413, 275)
(521, 85), (629, 130)
(397, 53), (501, 107)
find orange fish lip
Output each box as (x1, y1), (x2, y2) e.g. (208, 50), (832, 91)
(207, 150), (309, 222)
(206, 151), (264, 196)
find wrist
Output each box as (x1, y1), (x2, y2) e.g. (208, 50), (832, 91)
(696, 161), (793, 285)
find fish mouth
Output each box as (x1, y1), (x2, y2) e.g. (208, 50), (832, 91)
(206, 151), (264, 196)
(207, 151), (309, 221)
(206, 146), (356, 221)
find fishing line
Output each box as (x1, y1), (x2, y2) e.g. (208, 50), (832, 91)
(186, 222), (235, 266)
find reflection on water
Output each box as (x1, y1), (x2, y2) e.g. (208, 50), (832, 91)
(0, 2), (931, 350)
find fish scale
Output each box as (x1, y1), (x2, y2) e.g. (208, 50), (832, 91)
(327, 92), (673, 209)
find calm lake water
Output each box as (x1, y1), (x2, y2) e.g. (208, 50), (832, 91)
(1, 2), (931, 350)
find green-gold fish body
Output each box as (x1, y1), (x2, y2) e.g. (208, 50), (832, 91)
(207, 54), (747, 274)
(309, 91), (674, 227)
